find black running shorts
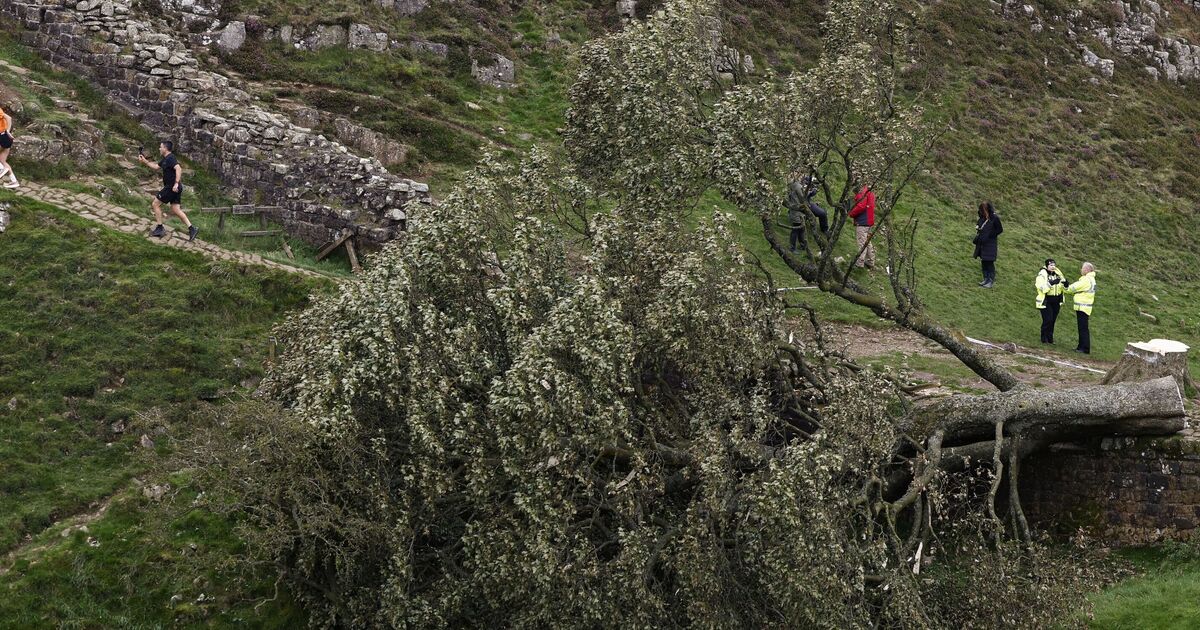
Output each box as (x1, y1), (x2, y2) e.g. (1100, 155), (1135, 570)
(156, 186), (182, 204)
(0, 132), (12, 149)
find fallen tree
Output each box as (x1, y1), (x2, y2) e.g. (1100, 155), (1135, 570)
(186, 1), (1185, 626)
(917, 375), (1185, 447)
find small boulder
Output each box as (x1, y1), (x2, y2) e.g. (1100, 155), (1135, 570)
(408, 39), (448, 58)
(310, 24), (347, 50)
(471, 53), (516, 89)
(142, 484), (170, 502)
(217, 21), (246, 53)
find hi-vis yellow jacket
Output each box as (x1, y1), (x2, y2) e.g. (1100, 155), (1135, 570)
(1066, 271), (1097, 315)
(1035, 268), (1067, 309)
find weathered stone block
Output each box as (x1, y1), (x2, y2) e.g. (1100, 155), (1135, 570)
(471, 53), (515, 89)
(217, 21), (245, 52)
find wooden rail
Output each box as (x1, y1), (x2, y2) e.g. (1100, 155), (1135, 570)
(198, 205), (283, 235)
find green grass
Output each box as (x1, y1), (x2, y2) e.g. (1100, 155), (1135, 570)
(0, 194), (320, 623)
(895, 0), (1200, 372)
(1088, 546), (1200, 629)
(0, 481), (306, 627)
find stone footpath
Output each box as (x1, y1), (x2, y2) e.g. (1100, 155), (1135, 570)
(2, 0), (430, 246)
(11, 181), (334, 280)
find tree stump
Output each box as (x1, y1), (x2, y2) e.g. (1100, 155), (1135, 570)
(1102, 339), (1195, 398)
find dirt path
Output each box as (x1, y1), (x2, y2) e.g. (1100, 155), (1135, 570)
(9, 182), (335, 280)
(822, 322), (1114, 391)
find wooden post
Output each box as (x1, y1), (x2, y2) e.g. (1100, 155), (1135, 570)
(315, 232), (352, 262)
(281, 239), (295, 261)
(345, 237), (361, 274)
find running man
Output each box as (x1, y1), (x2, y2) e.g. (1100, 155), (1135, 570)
(0, 105), (20, 189)
(138, 140), (197, 241)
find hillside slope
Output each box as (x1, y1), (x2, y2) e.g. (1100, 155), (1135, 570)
(1, 0), (1199, 625)
(191, 0), (1200, 363)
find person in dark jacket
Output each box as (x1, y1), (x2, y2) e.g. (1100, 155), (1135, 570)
(972, 201), (1002, 288)
(784, 175), (829, 252)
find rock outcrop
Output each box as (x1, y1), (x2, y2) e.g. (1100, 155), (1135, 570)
(1089, 1), (1200, 82)
(2, 0), (430, 245)
(998, 0), (1200, 83)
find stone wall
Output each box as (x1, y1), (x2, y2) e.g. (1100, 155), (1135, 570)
(1, 0), (430, 245)
(1021, 434), (1200, 544)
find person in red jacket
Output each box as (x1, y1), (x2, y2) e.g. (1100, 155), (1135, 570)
(848, 185), (876, 269)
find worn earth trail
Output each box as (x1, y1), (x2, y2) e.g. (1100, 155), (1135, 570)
(9, 181), (334, 279)
(824, 322), (1114, 390)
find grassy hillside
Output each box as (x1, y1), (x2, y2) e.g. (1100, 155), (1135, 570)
(903, 1), (1200, 367)
(0, 193), (317, 624)
(217, 0), (823, 183)
(209, 0), (1200, 367)
(1, 0), (1199, 625)
(1089, 545), (1200, 628)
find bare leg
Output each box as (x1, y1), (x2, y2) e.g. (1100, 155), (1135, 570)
(170, 203), (192, 228)
(0, 147), (13, 184)
(152, 197), (164, 224)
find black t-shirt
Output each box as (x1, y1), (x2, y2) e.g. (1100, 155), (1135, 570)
(159, 154), (178, 189)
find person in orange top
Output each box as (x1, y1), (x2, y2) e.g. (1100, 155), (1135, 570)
(0, 106), (18, 189)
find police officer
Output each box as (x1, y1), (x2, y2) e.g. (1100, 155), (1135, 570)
(1065, 262), (1097, 354)
(1035, 259), (1068, 344)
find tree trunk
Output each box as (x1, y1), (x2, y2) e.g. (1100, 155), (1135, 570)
(913, 375), (1186, 447)
(885, 376), (1186, 500)
(1102, 339), (1195, 398)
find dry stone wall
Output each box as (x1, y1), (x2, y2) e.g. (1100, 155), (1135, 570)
(2, 0), (430, 245)
(1021, 434), (1200, 544)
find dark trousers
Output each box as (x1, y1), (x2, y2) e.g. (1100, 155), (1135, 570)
(808, 202), (830, 234)
(1039, 299), (1062, 343)
(790, 204), (830, 252)
(1076, 311), (1090, 353)
(981, 260), (996, 282)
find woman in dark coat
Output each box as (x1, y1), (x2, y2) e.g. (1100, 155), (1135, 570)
(973, 201), (1003, 288)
